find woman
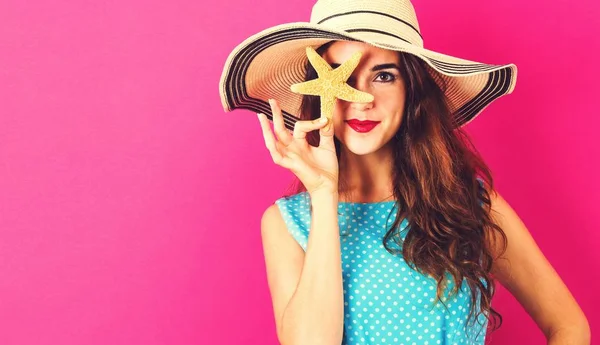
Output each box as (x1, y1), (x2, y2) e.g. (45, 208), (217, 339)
(220, 1), (590, 344)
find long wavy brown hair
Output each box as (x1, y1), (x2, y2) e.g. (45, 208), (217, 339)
(281, 40), (509, 339)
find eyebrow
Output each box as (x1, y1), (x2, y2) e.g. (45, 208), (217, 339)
(330, 62), (401, 72)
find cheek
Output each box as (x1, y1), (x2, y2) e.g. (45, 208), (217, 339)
(333, 102), (346, 122)
(333, 116), (345, 130)
(379, 87), (405, 103)
(383, 103), (406, 132)
(333, 100), (345, 116)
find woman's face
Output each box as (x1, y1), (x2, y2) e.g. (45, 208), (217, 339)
(322, 41), (406, 155)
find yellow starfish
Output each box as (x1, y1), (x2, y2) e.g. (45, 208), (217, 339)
(290, 46), (374, 126)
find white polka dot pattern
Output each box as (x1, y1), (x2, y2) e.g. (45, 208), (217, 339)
(274, 191), (489, 345)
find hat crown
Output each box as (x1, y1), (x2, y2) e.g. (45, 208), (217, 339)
(310, 0), (423, 47)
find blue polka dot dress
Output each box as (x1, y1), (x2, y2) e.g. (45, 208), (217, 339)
(275, 191), (489, 345)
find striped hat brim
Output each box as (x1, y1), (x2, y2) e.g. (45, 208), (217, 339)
(219, 22), (517, 129)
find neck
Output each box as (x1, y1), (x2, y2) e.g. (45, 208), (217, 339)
(338, 143), (396, 203)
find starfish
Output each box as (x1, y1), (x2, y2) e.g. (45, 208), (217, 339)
(290, 46), (374, 124)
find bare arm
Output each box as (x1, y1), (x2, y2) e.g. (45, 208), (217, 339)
(486, 189), (590, 344)
(261, 191), (344, 345)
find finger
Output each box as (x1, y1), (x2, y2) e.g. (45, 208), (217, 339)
(257, 113), (294, 169)
(257, 112), (283, 158)
(269, 99), (293, 146)
(318, 116), (336, 152)
(293, 117), (329, 148)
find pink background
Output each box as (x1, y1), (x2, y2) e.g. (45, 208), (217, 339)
(0, 0), (598, 344)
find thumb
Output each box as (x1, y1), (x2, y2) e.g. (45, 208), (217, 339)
(318, 117), (335, 149)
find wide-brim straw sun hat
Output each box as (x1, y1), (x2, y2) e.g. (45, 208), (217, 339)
(218, 0), (518, 130)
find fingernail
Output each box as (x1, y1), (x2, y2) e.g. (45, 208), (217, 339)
(319, 117), (327, 123)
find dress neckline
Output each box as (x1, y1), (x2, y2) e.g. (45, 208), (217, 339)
(301, 191), (398, 205)
(338, 199), (397, 205)
(338, 192), (397, 205)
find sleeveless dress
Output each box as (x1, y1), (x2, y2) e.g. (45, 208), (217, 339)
(274, 191), (490, 345)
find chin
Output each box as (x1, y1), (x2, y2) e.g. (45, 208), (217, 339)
(342, 141), (382, 156)
(336, 125), (385, 153)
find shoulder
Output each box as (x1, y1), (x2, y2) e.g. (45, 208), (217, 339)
(261, 192), (307, 234)
(261, 203), (284, 231)
(260, 201), (309, 254)
(262, 193), (312, 249)
(260, 204), (294, 254)
(273, 192), (311, 216)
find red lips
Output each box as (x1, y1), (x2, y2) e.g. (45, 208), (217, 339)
(345, 119), (380, 133)
(346, 119), (380, 125)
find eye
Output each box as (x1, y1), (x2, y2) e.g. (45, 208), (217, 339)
(375, 72), (396, 83)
